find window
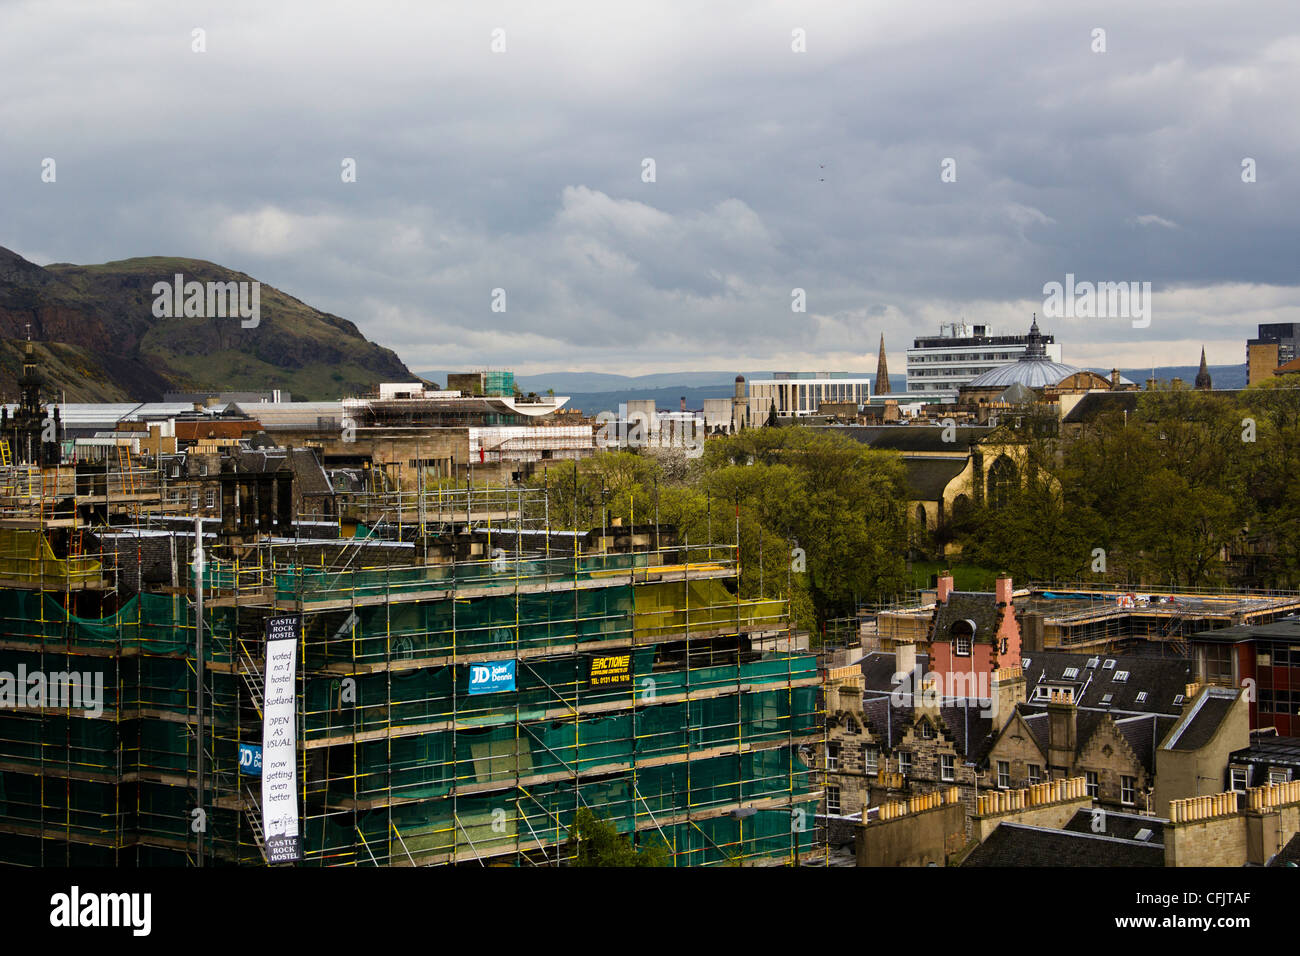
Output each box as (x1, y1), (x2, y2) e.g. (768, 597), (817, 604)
(997, 761), (1010, 789)
(199, 463), (208, 476)
(1086, 772), (1099, 797)
(827, 742), (839, 770)
(1028, 764), (1042, 785)
(190, 491), (199, 508)
(1103, 659), (1116, 669)
(1099, 693), (1113, 706)
(1121, 775), (1136, 806)
(941, 753), (955, 782)
(918, 720), (935, 740)
(826, 786), (841, 815)
(1135, 691), (1148, 703)
(1063, 667), (1079, 679)
(171, 464), (180, 478)
(864, 745), (879, 774)
(1113, 670), (1129, 683)
(205, 489), (216, 509)
(1021, 658), (1031, 669)
(844, 716), (859, 735)
(899, 752), (913, 776)
(1269, 769), (1292, 785)
(1173, 694), (1184, 706)
(1086, 657), (1100, 669)
(1230, 768), (1248, 792)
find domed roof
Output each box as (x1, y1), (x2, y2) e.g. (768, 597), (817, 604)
(965, 316), (1081, 390)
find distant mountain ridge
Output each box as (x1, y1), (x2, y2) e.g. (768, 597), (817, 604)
(0, 246), (414, 401)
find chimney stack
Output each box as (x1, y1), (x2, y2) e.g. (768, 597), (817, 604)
(995, 574), (1013, 606)
(895, 641), (918, 680)
(1047, 688), (1077, 775)
(936, 571), (954, 604)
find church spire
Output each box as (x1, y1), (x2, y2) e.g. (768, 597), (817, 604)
(875, 332), (891, 394)
(1195, 346), (1212, 390)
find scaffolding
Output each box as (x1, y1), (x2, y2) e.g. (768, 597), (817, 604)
(0, 461), (823, 867)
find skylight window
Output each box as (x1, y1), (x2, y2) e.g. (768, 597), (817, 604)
(1063, 667), (1079, 679)
(1100, 693), (1114, 705)
(1135, 691), (1147, 703)
(1113, 671), (1129, 682)
(1086, 657), (1100, 668)
(1173, 694), (1184, 705)
(1022, 658), (1031, 669)
(1135, 828), (1153, 842)
(1103, 659), (1116, 669)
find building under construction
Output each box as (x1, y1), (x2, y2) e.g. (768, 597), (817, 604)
(0, 450), (821, 867)
(870, 581), (1300, 659)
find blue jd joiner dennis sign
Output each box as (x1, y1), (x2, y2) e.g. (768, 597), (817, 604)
(468, 660), (516, 694)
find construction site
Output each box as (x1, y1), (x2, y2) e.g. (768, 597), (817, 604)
(0, 449), (822, 867)
(867, 583), (1300, 658)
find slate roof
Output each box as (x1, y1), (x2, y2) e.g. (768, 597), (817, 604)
(1192, 614), (1300, 644)
(1061, 809), (1165, 845)
(1230, 734), (1300, 771)
(233, 448), (333, 496)
(1162, 688), (1240, 752)
(904, 458), (968, 501)
(859, 695), (995, 760)
(1060, 391), (1140, 424)
(1116, 714), (1179, 773)
(1269, 832), (1300, 867)
(1020, 650), (1193, 716)
(933, 591), (1002, 645)
(858, 651), (927, 692)
(962, 823), (1164, 867)
(822, 425), (994, 453)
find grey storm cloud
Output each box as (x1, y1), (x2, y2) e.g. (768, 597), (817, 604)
(2, 0), (1299, 374)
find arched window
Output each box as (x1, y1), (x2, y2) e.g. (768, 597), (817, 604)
(987, 455), (1018, 509)
(844, 715), (859, 735)
(915, 504), (927, 529)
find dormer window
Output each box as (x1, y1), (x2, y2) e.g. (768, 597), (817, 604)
(918, 720), (936, 739)
(951, 619), (975, 657)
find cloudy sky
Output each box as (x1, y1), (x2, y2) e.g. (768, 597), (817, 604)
(4, 0), (1299, 375)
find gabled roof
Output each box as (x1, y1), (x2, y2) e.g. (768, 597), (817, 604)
(823, 425), (994, 453)
(903, 458), (968, 501)
(1059, 391), (1140, 424)
(1115, 713), (1179, 773)
(933, 591), (1002, 645)
(962, 823), (1164, 867)
(1061, 808), (1166, 845)
(1162, 688), (1240, 752)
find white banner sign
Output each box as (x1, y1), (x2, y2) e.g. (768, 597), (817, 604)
(261, 615), (301, 864)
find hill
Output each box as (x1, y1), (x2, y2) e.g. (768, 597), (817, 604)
(0, 247), (414, 401)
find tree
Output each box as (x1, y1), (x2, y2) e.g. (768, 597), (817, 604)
(766, 401), (778, 427)
(570, 808), (670, 866)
